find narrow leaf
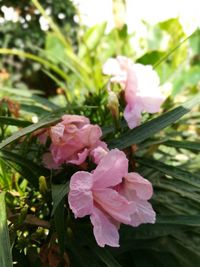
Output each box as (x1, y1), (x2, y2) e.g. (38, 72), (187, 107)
(0, 109), (65, 149)
(0, 117), (32, 127)
(51, 182), (69, 215)
(163, 140), (200, 151)
(156, 215), (200, 226)
(136, 157), (200, 189)
(54, 199), (65, 254)
(109, 94), (200, 149)
(0, 192), (13, 267)
(82, 234), (122, 267)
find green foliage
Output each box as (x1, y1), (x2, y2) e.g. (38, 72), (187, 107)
(0, 0), (78, 92)
(0, 192), (13, 267)
(0, 2), (200, 266)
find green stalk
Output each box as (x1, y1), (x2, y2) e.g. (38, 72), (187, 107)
(153, 31), (196, 69)
(31, 0), (71, 50)
(0, 48), (68, 81)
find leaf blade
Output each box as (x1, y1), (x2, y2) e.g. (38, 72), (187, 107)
(0, 110), (64, 149)
(0, 192), (13, 267)
(109, 95), (200, 149)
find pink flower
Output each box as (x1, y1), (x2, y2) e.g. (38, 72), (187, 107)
(90, 145), (109, 164)
(42, 115), (107, 169)
(103, 56), (165, 129)
(118, 172), (156, 227)
(68, 149), (156, 247)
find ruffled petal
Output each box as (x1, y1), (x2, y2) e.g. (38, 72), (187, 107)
(90, 145), (108, 164)
(94, 188), (135, 224)
(124, 172), (153, 200)
(139, 95), (165, 113)
(102, 58), (122, 76)
(62, 115), (90, 127)
(93, 149), (128, 188)
(50, 123), (65, 144)
(124, 104), (142, 129)
(67, 148), (89, 165)
(90, 207), (119, 247)
(102, 57), (128, 84)
(80, 124), (102, 147)
(50, 143), (76, 164)
(129, 200), (156, 227)
(133, 64), (164, 113)
(68, 171), (94, 218)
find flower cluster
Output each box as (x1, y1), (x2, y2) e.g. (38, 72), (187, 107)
(39, 114), (155, 247)
(39, 57), (165, 247)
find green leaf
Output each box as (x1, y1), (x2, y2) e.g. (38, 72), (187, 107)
(156, 215), (200, 226)
(0, 192), (13, 267)
(79, 22), (107, 57)
(137, 51), (165, 66)
(163, 140), (200, 151)
(45, 32), (66, 64)
(172, 66), (200, 96)
(54, 199), (65, 254)
(0, 116), (32, 127)
(0, 150), (48, 188)
(189, 28), (200, 55)
(109, 94), (200, 149)
(51, 182), (69, 215)
(82, 234), (122, 267)
(136, 157), (200, 189)
(30, 95), (59, 110)
(0, 109), (65, 149)
(20, 104), (51, 116)
(0, 48), (68, 81)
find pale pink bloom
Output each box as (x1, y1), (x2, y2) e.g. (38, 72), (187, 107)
(103, 56), (165, 129)
(41, 115), (106, 169)
(90, 144), (108, 164)
(68, 149), (155, 247)
(102, 56), (132, 84)
(119, 172), (156, 227)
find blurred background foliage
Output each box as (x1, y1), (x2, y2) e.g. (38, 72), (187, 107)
(0, 0), (78, 93)
(0, 0), (200, 266)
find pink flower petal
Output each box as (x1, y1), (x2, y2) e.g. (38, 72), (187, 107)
(68, 171), (94, 218)
(50, 123), (65, 144)
(90, 207), (119, 247)
(129, 200), (156, 227)
(124, 68), (138, 106)
(124, 103), (142, 129)
(139, 95), (165, 113)
(93, 149), (128, 188)
(62, 114), (90, 127)
(68, 148), (89, 165)
(94, 188), (135, 224)
(38, 130), (48, 145)
(90, 145), (108, 164)
(102, 58), (122, 76)
(80, 125), (102, 147)
(50, 143), (75, 164)
(125, 172), (153, 200)
(103, 57), (165, 129)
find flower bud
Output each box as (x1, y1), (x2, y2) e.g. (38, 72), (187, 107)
(107, 91), (119, 120)
(39, 176), (48, 195)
